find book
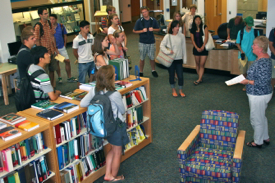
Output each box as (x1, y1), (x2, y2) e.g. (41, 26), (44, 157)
(0, 122), (7, 130)
(115, 81), (133, 88)
(15, 120), (39, 132)
(55, 54), (65, 62)
(2, 149), (13, 172)
(225, 74), (246, 86)
(0, 126), (22, 141)
(54, 102), (79, 113)
(0, 113), (26, 125)
(36, 109), (64, 121)
(31, 100), (59, 110)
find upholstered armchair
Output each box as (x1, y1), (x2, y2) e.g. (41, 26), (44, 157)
(178, 110), (245, 183)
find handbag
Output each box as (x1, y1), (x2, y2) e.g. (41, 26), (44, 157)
(202, 25), (215, 51)
(156, 35), (176, 67)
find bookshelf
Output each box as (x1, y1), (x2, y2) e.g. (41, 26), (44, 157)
(4, 75), (151, 183)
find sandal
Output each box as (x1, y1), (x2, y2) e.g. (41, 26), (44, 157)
(264, 139), (270, 145)
(103, 175), (125, 183)
(246, 141), (262, 148)
(194, 80), (202, 86)
(172, 92), (178, 97)
(179, 92), (186, 98)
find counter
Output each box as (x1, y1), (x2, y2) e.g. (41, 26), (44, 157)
(154, 33), (241, 75)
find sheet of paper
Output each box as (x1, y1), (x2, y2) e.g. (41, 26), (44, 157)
(30, 11), (39, 19)
(220, 43), (229, 47)
(74, 13), (80, 21)
(225, 74), (245, 86)
(23, 12), (31, 21)
(101, 5), (106, 12)
(12, 13), (23, 22)
(55, 54), (65, 62)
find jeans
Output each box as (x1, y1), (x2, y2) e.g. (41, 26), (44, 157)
(168, 59), (184, 89)
(78, 62), (95, 83)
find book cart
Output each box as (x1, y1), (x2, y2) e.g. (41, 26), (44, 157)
(13, 75), (151, 183)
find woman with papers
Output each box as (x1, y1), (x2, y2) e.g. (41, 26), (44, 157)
(160, 20), (187, 97)
(239, 36), (272, 148)
(80, 65), (129, 182)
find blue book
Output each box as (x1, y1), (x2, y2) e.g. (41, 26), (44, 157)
(24, 139), (31, 159)
(57, 146), (64, 170)
(54, 102), (79, 113)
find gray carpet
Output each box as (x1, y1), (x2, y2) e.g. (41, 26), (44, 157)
(1, 22), (275, 183)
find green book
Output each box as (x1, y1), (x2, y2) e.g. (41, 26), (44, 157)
(31, 100), (58, 110)
(89, 154), (97, 170)
(32, 136), (38, 153)
(109, 59), (123, 80)
(7, 174), (15, 183)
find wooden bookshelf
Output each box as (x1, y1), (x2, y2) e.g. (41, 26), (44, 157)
(9, 75), (151, 183)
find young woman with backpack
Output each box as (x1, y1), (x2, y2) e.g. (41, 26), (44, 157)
(80, 65), (129, 182)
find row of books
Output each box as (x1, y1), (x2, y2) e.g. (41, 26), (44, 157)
(109, 58), (130, 80)
(122, 86), (147, 109)
(0, 155), (51, 183)
(125, 125), (146, 151)
(59, 149), (105, 183)
(54, 113), (87, 145)
(0, 132), (45, 173)
(60, 89), (88, 101)
(126, 105), (144, 129)
(79, 81), (127, 92)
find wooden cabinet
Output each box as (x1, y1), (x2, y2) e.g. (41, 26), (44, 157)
(1, 75), (151, 183)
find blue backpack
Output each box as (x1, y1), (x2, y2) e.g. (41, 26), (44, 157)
(87, 90), (117, 138)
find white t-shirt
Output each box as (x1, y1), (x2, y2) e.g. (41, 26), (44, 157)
(108, 26), (124, 35)
(72, 33), (94, 63)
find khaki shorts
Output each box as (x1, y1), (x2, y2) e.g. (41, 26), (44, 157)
(45, 54), (58, 73)
(238, 58), (254, 74)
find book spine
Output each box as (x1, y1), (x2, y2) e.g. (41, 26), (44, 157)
(74, 139), (79, 159)
(55, 125), (62, 144)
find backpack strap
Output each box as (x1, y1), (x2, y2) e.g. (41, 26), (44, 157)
(254, 29), (259, 38)
(34, 20), (52, 38)
(240, 27), (245, 46)
(105, 91), (115, 97)
(17, 48), (29, 55)
(28, 68), (46, 100)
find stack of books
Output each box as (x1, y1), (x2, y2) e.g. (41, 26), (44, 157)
(0, 132), (46, 173)
(109, 58), (130, 80)
(0, 156), (51, 183)
(125, 125), (146, 151)
(60, 89), (88, 101)
(0, 113), (26, 125)
(122, 86), (147, 109)
(126, 105), (144, 129)
(79, 81), (126, 91)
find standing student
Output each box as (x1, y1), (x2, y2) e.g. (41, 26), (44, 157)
(109, 30), (125, 60)
(182, 4), (197, 37)
(236, 16), (259, 91)
(108, 13), (127, 49)
(29, 46), (61, 102)
(101, 5), (120, 34)
(17, 26), (36, 80)
(190, 15), (209, 85)
(167, 12), (184, 35)
(133, 6), (160, 77)
(93, 33), (119, 70)
(160, 20), (187, 97)
(268, 28), (275, 89)
(34, 7), (58, 88)
(80, 65), (129, 182)
(73, 20), (95, 86)
(50, 14), (77, 83)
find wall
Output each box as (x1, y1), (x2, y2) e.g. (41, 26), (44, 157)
(227, 0), (237, 22)
(196, 0), (204, 18)
(267, 0), (275, 54)
(0, 0), (16, 63)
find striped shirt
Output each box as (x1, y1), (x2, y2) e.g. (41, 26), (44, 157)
(28, 64), (53, 102)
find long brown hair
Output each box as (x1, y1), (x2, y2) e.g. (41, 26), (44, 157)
(173, 12), (183, 27)
(92, 33), (107, 56)
(108, 13), (118, 27)
(95, 65), (115, 92)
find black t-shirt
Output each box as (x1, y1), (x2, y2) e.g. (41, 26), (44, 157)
(17, 45), (34, 79)
(190, 25), (207, 47)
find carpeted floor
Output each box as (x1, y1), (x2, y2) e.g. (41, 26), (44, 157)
(1, 22), (275, 183)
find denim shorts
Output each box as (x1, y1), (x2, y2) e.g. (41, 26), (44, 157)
(78, 62), (94, 83)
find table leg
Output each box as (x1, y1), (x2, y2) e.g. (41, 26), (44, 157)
(1, 74), (9, 105)
(7, 74), (12, 94)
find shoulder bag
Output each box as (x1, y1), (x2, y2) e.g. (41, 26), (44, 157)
(202, 25), (215, 51)
(156, 34), (175, 67)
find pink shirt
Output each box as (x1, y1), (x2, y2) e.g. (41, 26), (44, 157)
(109, 44), (124, 60)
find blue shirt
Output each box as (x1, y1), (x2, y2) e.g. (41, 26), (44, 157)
(268, 29), (275, 59)
(133, 17), (159, 44)
(246, 58), (272, 96)
(54, 23), (67, 49)
(236, 28), (258, 61)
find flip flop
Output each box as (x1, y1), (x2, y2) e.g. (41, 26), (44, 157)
(194, 80), (202, 86)
(246, 141), (262, 148)
(103, 179), (124, 183)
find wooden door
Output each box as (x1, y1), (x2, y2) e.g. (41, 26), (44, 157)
(205, 0), (227, 34)
(131, 0), (140, 21)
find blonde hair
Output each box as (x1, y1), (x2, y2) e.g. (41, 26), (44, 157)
(21, 26), (34, 43)
(113, 29), (122, 38)
(173, 12), (183, 27)
(190, 4), (197, 10)
(254, 36), (269, 53)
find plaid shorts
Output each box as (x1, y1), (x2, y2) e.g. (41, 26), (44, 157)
(138, 43), (156, 61)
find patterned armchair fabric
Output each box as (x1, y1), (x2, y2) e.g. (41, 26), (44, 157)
(178, 110), (245, 183)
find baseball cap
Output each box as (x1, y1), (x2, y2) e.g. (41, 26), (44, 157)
(244, 16), (254, 27)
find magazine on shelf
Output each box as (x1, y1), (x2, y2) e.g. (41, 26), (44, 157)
(31, 100), (59, 110)
(0, 126), (22, 141)
(36, 109), (64, 121)
(0, 113), (26, 125)
(15, 120), (40, 132)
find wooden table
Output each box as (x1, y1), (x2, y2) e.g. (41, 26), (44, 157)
(0, 63), (17, 105)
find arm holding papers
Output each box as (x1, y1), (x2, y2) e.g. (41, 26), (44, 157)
(225, 74), (255, 86)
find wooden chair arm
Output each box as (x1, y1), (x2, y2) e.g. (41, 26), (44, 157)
(233, 130), (246, 159)
(178, 125), (200, 151)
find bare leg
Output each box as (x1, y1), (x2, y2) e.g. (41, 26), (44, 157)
(194, 56), (201, 79)
(198, 56), (207, 82)
(56, 61), (61, 78)
(104, 145), (123, 181)
(139, 60), (145, 73)
(49, 71), (55, 88)
(150, 59), (156, 70)
(64, 59), (72, 78)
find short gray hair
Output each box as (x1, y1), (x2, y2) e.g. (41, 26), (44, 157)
(254, 36), (269, 53)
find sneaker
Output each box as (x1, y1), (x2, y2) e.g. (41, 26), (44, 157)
(139, 72), (143, 77)
(67, 77), (78, 83)
(58, 77), (62, 83)
(152, 71), (158, 77)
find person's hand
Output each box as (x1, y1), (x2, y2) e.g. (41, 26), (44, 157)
(143, 28), (147, 32)
(196, 47), (200, 52)
(56, 90), (62, 95)
(240, 79), (248, 85)
(170, 50), (174, 54)
(149, 27), (153, 32)
(109, 36), (116, 44)
(56, 49), (59, 55)
(122, 47), (128, 52)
